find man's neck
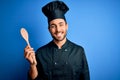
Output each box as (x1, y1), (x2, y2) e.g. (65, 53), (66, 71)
(53, 38), (67, 49)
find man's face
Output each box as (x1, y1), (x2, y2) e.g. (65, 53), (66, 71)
(49, 19), (68, 41)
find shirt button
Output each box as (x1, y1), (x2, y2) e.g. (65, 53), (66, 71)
(54, 62), (57, 65)
(65, 49), (67, 51)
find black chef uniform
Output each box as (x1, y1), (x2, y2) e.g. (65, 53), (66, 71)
(34, 39), (90, 80)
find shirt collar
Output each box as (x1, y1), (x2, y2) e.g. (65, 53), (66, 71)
(50, 39), (70, 49)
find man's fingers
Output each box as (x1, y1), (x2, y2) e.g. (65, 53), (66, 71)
(24, 46), (34, 56)
(24, 46), (37, 65)
(24, 46), (33, 51)
(24, 51), (35, 58)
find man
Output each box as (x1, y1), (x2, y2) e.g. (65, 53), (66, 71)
(24, 1), (90, 80)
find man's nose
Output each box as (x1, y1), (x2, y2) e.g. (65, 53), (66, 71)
(56, 26), (60, 32)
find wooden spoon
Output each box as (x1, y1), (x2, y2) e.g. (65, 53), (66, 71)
(20, 28), (31, 47)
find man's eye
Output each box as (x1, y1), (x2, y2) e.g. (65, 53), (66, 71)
(50, 25), (56, 28)
(59, 24), (63, 27)
(59, 23), (64, 27)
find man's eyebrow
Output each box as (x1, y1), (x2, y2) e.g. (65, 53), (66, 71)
(59, 22), (64, 24)
(50, 23), (55, 26)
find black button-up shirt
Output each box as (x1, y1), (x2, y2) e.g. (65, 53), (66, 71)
(32, 39), (90, 80)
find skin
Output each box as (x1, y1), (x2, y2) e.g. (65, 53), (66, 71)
(49, 18), (68, 49)
(24, 18), (68, 79)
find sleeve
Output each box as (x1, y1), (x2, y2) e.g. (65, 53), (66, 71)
(80, 48), (90, 80)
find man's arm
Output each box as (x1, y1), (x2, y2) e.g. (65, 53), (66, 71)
(81, 49), (90, 80)
(24, 46), (38, 79)
(29, 65), (38, 80)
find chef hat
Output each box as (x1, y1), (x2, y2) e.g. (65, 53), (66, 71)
(42, 1), (69, 23)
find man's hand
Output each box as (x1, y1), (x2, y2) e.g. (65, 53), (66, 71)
(24, 46), (37, 66)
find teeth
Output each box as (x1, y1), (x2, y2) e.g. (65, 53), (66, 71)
(57, 33), (62, 37)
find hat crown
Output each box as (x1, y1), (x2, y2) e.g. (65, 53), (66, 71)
(42, 1), (69, 22)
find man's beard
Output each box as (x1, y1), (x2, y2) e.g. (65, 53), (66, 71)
(52, 32), (67, 41)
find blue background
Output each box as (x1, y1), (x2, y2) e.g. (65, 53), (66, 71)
(0, 0), (120, 80)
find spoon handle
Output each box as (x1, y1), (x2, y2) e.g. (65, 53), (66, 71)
(27, 40), (31, 48)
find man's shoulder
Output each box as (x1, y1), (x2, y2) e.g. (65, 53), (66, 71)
(68, 40), (84, 50)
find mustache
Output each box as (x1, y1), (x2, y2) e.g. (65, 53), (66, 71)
(54, 31), (62, 34)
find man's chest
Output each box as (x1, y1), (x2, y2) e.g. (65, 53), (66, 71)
(39, 47), (83, 75)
